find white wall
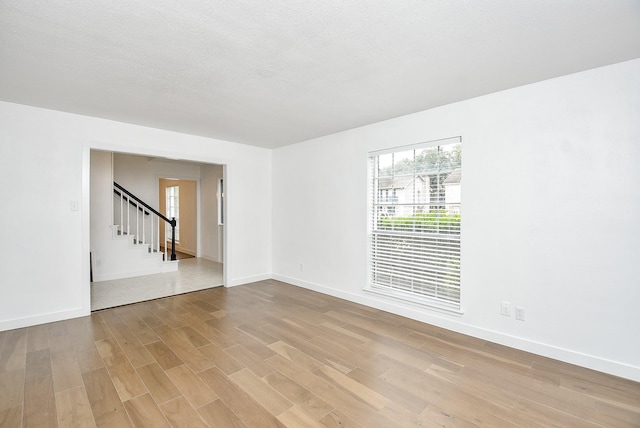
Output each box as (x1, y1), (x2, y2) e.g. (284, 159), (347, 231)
(272, 59), (640, 381)
(113, 154), (225, 260)
(114, 154), (202, 210)
(90, 150), (113, 256)
(114, 154), (205, 256)
(90, 150), (119, 280)
(201, 164), (224, 262)
(0, 101), (272, 331)
(1, 59), (637, 381)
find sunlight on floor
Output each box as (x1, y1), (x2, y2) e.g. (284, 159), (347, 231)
(91, 258), (223, 310)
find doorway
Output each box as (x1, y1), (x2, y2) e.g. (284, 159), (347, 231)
(159, 178), (197, 259)
(89, 150), (226, 310)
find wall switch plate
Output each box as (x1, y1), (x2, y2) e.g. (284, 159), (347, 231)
(70, 201), (79, 211)
(515, 307), (526, 321)
(501, 301), (512, 317)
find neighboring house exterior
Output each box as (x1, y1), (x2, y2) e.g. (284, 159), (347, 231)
(378, 175), (428, 217)
(378, 169), (461, 217)
(443, 168), (461, 214)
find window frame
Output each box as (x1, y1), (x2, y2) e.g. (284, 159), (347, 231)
(218, 178), (224, 226)
(166, 185), (180, 242)
(365, 136), (463, 314)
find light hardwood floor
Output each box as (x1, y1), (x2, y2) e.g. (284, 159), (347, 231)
(1, 279), (638, 427)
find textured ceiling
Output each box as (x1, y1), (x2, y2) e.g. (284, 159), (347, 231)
(1, 1), (639, 148)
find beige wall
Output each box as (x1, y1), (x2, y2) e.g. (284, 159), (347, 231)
(159, 178), (197, 255)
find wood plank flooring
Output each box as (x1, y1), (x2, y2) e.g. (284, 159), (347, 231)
(0, 279), (638, 427)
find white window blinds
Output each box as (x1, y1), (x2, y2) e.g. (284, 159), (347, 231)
(368, 137), (462, 309)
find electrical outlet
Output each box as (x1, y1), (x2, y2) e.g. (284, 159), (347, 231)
(299, 263), (304, 272)
(515, 307), (526, 321)
(501, 301), (512, 317)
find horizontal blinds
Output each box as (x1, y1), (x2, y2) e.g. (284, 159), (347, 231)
(369, 140), (461, 307)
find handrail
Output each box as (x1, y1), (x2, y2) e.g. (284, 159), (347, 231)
(114, 189), (150, 216)
(114, 182), (172, 223)
(114, 181), (177, 261)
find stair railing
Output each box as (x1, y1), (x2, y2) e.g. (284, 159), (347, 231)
(113, 182), (177, 261)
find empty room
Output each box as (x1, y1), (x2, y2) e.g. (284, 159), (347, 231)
(1, 1), (639, 427)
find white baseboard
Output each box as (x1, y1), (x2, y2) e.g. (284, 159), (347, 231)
(227, 273), (272, 287)
(200, 254), (223, 263)
(272, 274), (640, 382)
(0, 307), (89, 332)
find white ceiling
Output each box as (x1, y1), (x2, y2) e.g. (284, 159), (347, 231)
(1, 1), (639, 149)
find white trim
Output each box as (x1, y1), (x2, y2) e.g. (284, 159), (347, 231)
(200, 254), (220, 263)
(0, 307), (88, 332)
(81, 146), (93, 316)
(218, 178), (224, 226)
(367, 138), (462, 308)
(363, 285), (463, 316)
(272, 273), (640, 382)
(226, 273), (272, 287)
(84, 141), (230, 311)
(368, 135), (461, 157)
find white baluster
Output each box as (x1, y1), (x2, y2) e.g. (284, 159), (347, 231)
(126, 195), (130, 235)
(164, 223), (168, 261)
(142, 210), (145, 246)
(157, 216), (160, 259)
(119, 190), (123, 234)
(136, 202), (140, 244)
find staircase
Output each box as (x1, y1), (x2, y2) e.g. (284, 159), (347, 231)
(91, 182), (179, 282)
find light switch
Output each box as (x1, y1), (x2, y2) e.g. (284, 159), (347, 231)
(70, 201), (79, 211)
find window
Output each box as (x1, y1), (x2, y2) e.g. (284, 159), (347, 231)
(166, 185), (180, 241)
(367, 137), (462, 310)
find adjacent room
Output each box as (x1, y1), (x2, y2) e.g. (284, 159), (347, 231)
(0, 1), (639, 427)
(90, 151), (225, 310)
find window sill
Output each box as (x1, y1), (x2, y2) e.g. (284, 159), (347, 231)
(363, 285), (464, 317)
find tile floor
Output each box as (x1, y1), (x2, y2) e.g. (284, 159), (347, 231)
(91, 258), (223, 311)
